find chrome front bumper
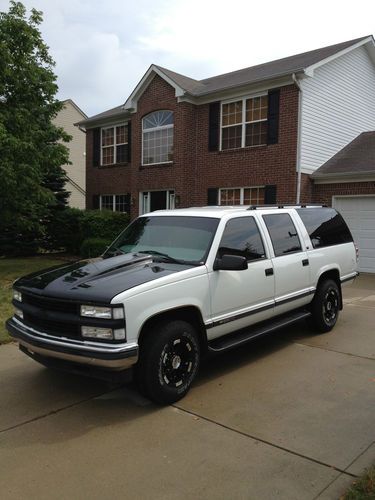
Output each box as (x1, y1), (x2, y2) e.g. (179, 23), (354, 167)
(6, 317), (138, 371)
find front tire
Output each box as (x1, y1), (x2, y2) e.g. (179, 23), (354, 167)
(135, 320), (200, 405)
(310, 279), (340, 333)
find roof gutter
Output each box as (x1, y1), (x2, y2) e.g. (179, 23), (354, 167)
(292, 73), (303, 204)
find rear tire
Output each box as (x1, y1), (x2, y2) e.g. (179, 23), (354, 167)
(135, 320), (200, 405)
(309, 279), (340, 333)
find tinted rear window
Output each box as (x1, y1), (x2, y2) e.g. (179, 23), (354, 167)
(263, 213), (302, 256)
(296, 208), (353, 248)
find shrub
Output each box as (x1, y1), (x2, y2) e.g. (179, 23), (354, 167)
(80, 238), (111, 258)
(81, 210), (129, 242)
(44, 208), (130, 255)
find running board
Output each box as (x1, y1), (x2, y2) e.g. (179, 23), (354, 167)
(208, 310), (311, 352)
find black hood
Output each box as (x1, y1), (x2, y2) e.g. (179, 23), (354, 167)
(15, 253), (193, 303)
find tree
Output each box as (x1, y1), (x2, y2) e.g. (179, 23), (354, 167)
(0, 1), (70, 255)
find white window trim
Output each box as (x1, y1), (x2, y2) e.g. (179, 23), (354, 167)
(139, 189), (175, 215)
(218, 186), (265, 205)
(99, 194), (129, 213)
(100, 123), (128, 166)
(142, 111), (174, 166)
(220, 92), (268, 151)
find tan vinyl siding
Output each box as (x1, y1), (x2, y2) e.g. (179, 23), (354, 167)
(53, 101), (86, 209)
(300, 45), (375, 174)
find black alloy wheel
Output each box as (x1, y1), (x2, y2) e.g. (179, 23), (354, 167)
(135, 320), (200, 405)
(310, 279), (341, 333)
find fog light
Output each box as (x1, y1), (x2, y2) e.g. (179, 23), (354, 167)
(14, 308), (23, 319)
(113, 328), (126, 340)
(13, 290), (22, 302)
(81, 326), (113, 340)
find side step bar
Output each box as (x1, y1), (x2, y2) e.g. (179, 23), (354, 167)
(208, 310), (311, 353)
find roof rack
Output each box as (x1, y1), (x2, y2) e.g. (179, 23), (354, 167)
(247, 204), (328, 210)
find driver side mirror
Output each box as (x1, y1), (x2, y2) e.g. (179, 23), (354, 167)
(213, 254), (248, 271)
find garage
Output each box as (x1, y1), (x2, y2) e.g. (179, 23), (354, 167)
(333, 196), (375, 273)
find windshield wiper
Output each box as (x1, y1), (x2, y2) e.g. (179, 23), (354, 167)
(137, 250), (198, 266)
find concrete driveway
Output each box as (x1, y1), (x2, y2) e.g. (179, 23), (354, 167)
(0, 276), (374, 500)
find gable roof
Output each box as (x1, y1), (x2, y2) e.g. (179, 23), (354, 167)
(154, 36), (372, 97)
(312, 131), (375, 179)
(78, 35), (374, 127)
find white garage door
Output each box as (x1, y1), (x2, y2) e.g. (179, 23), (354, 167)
(333, 196), (375, 273)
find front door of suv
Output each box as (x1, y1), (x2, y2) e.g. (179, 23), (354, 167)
(208, 216), (275, 340)
(262, 213), (311, 316)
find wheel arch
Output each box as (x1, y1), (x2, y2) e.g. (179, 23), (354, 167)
(316, 268), (343, 309)
(138, 306), (208, 354)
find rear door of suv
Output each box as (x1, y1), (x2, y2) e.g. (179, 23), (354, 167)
(261, 211), (313, 316)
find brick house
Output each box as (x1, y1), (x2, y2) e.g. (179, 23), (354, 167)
(78, 35), (375, 272)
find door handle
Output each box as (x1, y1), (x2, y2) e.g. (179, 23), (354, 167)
(265, 268), (274, 276)
(302, 259), (309, 267)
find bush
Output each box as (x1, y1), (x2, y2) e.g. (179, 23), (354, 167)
(80, 238), (111, 258)
(44, 208), (129, 256)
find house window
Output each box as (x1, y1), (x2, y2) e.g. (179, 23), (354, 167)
(221, 95), (268, 150)
(101, 124), (128, 166)
(142, 111), (174, 165)
(219, 187), (265, 206)
(100, 194), (130, 213)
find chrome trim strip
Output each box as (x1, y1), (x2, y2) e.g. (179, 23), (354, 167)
(205, 288), (315, 330)
(275, 287), (315, 306)
(205, 299), (275, 329)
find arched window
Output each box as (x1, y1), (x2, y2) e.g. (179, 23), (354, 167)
(142, 110), (174, 165)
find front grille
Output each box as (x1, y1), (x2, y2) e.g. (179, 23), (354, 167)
(22, 293), (79, 315)
(23, 313), (81, 340)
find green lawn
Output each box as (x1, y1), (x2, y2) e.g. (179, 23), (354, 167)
(0, 256), (73, 344)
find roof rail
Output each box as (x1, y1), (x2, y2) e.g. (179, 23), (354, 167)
(247, 203), (328, 210)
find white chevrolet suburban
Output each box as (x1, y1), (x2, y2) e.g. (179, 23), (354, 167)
(7, 205), (358, 404)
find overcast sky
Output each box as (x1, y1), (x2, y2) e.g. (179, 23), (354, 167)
(1, 0), (374, 117)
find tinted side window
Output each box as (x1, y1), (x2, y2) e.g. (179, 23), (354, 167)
(263, 214), (302, 256)
(218, 217), (266, 261)
(296, 208), (353, 248)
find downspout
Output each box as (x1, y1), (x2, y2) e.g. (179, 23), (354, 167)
(292, 73), (303, 204)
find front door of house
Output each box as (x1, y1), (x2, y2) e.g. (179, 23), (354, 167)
(141, 190), (175, 214)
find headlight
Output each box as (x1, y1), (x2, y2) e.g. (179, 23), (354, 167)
(80, 305), (124, 319)
(13, 290), (22, 302)
(81, 326), (126, 340)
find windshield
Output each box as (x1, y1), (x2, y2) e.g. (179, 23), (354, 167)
(104, 216), (219, 264)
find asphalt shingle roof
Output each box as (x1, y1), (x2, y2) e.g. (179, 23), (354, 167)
(80, 36), (371, 126)
(157, 36), (369, 96)
(312, 131), (375, 177)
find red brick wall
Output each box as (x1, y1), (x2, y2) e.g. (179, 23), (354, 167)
(313, 181), (375, 206)
(192, 84), (300, 206)
(86, 77), (301, 216)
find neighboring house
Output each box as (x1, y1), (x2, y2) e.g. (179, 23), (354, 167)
(78, 35), (375, 272)
(54, 99), (87, 209)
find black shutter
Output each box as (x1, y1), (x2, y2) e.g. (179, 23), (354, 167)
(208, 102), (220, 151)
(93, 128), (101, 167)
(264, 185), (277, 204)
(267, 89), (280, 145)
(92, 194), (100, 209)
(127, 121), (131, 163)
(207, 188), (218, 206)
